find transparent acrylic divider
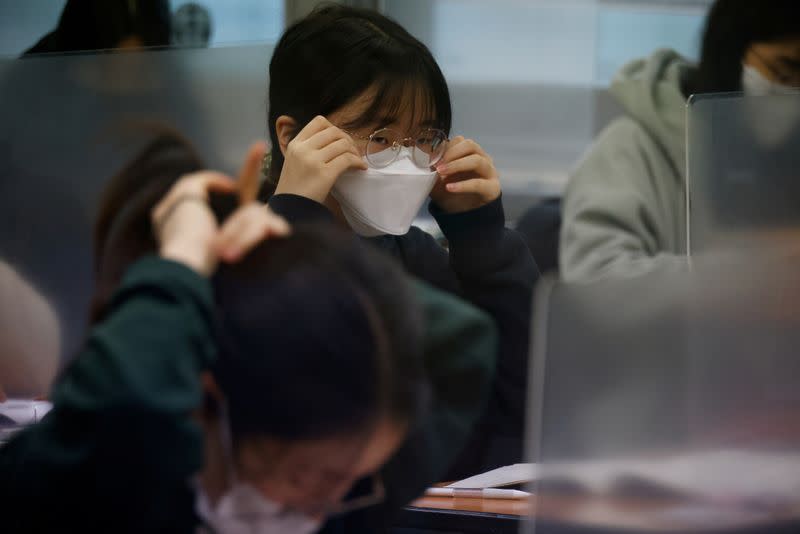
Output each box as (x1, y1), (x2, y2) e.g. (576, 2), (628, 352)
(0, 45), (272, 379)
(687, 92), (800, 255)
(527, 262), (800, 530)
(523, 91), (800, 533)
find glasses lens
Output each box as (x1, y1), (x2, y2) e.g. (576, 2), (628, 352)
(366, 128), (401, 168)
(412, 129), (448, 168)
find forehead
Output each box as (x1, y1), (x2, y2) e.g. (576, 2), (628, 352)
(327, 82), (438, 134)
(245, 430), (369, 480)
(247, 419), (406, 480)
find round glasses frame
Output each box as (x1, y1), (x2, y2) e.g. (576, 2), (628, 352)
(343, 127), (449, 170)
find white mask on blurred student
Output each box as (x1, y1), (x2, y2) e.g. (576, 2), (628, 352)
(332, 148), (438, 237)
(196, 407), (321, 534)
(197, 482), (321, 534)
(741, 64), (800, 96)
(741, 64), (800, 149)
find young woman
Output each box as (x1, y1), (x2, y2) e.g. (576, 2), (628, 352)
(261, 4), (539, 477)
(0, 134), (496, 533)
(559, 0), (800, 282)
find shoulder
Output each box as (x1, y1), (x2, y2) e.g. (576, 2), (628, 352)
(568, 116), (671, 197)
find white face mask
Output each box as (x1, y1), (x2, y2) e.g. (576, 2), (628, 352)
(332, 147), (438, 237)
(740, 64), (800, 149)
(197, 482), (321, 534)
(741, 64), (800, 96)
(196, 406), (321, 534)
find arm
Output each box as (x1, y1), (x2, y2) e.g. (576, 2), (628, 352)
(0, 257), (215, 531)
(431, 197), (539, 471)
(381, 279), (497, 516)
(560, 120), (688, 283)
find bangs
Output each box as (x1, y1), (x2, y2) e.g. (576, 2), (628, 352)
(340, 74), (444, 134)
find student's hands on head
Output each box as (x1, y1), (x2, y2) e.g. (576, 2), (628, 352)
(430, 136), (501, 214)
(274, 115), (367, 203)
(153, 142), (291, 276)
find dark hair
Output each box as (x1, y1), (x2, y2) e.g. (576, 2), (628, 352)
(91, 126), (204, 323)
(92, 130), (428, 439)
(263, 3), (452, 191)
(23, 0), (171, 57)
(690, 0), (800, 93)
(213, 227), (426, 440)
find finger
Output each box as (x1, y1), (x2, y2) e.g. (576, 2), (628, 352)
(238, 141), (268, 205)
(326, 151), (368, 178)
(305, 125), (350, 151)
(218, 221), (275, 263)
(216, 205), (290, 262)
(153, 173), (234, 222)
(217, 204), (291, 248)
(437, 154), (495, 179)
(215, 204), (261, 253)
(318, 136), (361, 163)
(293, 115), (333, 143)
(438, 137), (487, 166)
(444, 177), (499, 198)
(198, 173), (238, 194)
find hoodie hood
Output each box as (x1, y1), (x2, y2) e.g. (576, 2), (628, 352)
(611, 49), (695, 178)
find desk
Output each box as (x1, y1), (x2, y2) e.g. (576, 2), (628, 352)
(398, 495), (526, 534)
(396, 494), (800, 534)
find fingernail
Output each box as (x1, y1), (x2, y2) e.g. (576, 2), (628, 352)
(436, 163), (448, 174)
(446, 183), (458, 192)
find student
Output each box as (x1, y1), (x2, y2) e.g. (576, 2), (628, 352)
(261, 4), (539, 476)
(559, 0), (800, 282)
(0, 134), (495, 533)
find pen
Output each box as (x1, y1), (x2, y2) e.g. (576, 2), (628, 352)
(424, 487), (531, 499)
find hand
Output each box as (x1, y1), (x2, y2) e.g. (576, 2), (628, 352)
(430, 136), (501, 214)
(152, 171), (235, 276)
(152, 142), (291, 275)
(274, 115), (367, 203)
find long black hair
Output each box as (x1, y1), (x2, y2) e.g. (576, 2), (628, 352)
(690, 0), (800, 94)
(92, 129), (428, 440)
(263, 3), (452, 191)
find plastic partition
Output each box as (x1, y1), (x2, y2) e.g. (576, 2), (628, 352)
(687, 92), (800, 254)
(527, 255), (800, 532)
(0, 45), (272, 368)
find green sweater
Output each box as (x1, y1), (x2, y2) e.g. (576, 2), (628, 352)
(0, 256), (496, 533)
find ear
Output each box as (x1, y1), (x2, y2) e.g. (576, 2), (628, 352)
(275, 115), (298, 157)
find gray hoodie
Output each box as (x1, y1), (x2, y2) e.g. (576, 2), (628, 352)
(560, 49), (693, 282)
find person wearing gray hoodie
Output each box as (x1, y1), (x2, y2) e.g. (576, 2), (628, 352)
(559, 0), (800, 283)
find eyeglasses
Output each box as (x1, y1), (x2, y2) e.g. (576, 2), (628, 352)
(344, 127), (449, 169)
